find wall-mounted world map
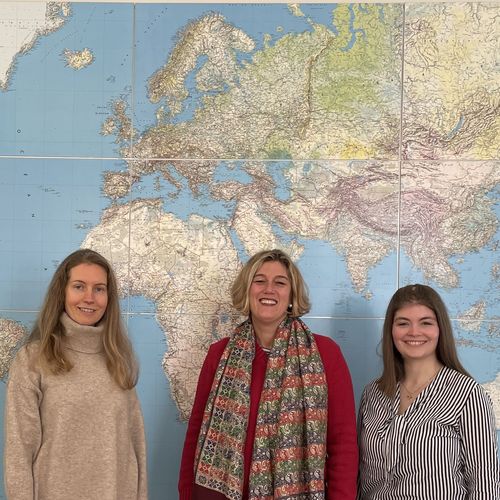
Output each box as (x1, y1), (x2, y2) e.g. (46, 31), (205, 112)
(0, 2), (498, 497)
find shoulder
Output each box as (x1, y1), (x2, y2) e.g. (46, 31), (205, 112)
(441, 367), (495, 409)
(427, 367), (495, 420)
(361, 379), (383, 400)
(360, 379), (388, 407)
(9, 342), (39, 371)
(441, 366), (475, 384)
(439, 366), (477, 397)
(312, 334), (354, 385)
(208, 337), (230, 357)
(312, 333), (342, 357)
(7, 342), (42, 387)
(201, 337), (230, 372)
(359, 379), (391, 415)
(312, 333), (347, 372)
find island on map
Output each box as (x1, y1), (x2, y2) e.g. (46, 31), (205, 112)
(62, 48), (94, 70)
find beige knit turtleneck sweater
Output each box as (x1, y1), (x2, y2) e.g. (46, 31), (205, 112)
(4, 313), (147, 500)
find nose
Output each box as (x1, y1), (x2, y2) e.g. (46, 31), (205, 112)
(83, 289), (95, 303)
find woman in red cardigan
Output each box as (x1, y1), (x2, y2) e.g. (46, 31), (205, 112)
(179, 249), (358, 499)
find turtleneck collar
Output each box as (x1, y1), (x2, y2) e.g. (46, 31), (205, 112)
(61, 312), (104, 354)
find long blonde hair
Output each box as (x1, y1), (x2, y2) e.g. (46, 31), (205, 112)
(29, 249), (138, 389)
(378, 284), (470, 398)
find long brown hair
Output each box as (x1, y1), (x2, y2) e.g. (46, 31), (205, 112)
(378, 284), (470, 398)
(29, 249), (138, 389)
(231, 249), (310, 317)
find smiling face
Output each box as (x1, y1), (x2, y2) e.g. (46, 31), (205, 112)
(392, 303), (440, 363)
(65, 263), (109, 326)
(249, 260), (291, 331)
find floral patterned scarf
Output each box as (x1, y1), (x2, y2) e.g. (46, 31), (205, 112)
(195, 316), (328, 499)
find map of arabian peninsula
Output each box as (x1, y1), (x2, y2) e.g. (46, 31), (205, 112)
(0, 3), (499, 487)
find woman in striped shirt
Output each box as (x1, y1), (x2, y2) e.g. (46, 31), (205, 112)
(357, 284), (500, 499)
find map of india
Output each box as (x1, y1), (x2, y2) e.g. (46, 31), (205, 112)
(0, 2), (498, 496)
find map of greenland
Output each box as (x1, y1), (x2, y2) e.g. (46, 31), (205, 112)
(0, 2), (70, 90)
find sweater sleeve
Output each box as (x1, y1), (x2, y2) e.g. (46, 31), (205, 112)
(459, 384), (500, 499)
(4, 345), (43, 500)
(316, 335), (359, 500)
(178, 338), (228, 500)
(129, 388), (148, 500)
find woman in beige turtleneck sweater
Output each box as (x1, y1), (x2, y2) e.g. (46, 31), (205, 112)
(4, 249), (147, 500)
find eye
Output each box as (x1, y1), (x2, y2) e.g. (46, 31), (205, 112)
(95, 286), (107, 294)
(275, 280), (287, 286)
(73, 284), (84, 290)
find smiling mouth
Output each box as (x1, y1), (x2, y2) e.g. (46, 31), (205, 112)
(259, 298), (277, 305)
(78, 307), (96, 313)
(405, 340), (427, 345)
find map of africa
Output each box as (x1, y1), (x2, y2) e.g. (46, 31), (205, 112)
(0, 2), (498, 497)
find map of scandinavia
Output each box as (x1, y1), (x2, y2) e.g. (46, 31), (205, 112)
(0, 2), (498, 493)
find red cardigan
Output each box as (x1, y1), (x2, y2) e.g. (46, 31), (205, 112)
(178, 334), (358, 500)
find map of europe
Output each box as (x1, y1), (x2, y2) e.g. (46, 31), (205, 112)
(0, 2), (498, 497)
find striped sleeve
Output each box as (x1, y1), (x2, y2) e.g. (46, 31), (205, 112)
(459, 385), (500, 499)
(357, 369), (500, 500)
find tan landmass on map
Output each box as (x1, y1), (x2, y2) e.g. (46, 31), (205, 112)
(0, 2), (70, 90)
(62, 48), (94, 70)
(458, 301), (487, 333)
(82, 198), (242, 418)
(403, 3), (499, 159)
(100, 99), (136, 144)
(102, 5), (402, 200)
(0, 318), (27, 379)
(400, 161), (499, 288)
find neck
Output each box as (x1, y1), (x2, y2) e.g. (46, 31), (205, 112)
(252, 316), (287, 349)
(61, 312), (104, 354)
(403, 357), (443, 385)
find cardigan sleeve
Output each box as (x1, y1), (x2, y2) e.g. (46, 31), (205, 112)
(459, 384), (500, 499)
(178, 338), (229, 500)
(129, 388), (148, 500)
(315, 335), (359, 500)
(4, 345), (43, 500)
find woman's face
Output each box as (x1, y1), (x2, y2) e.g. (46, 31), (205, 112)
(392, 303), (440, 363)
(249, 260), (291, 329)
(65, 263), (109, 326)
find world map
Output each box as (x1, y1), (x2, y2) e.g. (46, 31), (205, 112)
(0, 2), (498, 497)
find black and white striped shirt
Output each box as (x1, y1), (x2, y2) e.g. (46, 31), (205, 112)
(357, 367), (500, 499)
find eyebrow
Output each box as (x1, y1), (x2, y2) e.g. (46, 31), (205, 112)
(394, 315), (435, 321)
(253, 273), (289, 280)
(71, 279), (107, 286)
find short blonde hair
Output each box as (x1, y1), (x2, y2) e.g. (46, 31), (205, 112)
(231, 249), (310, 317)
